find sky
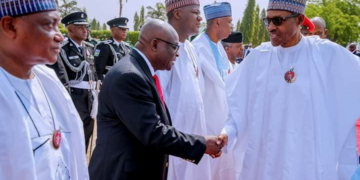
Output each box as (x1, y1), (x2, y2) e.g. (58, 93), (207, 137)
(75, 0), (269, 31)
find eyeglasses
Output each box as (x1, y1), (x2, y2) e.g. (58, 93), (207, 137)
(154, 38), (180, 53)
(262, 14), (299, 26)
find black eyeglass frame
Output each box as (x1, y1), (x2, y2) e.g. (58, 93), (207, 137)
(153, 38), (180, 53)
(262, 13), (299, 26)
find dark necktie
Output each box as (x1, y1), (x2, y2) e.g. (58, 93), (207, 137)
(78, 47), (83, 55)
(153, 74), (165, 108)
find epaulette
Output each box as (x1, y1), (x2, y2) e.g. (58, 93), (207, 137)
(102, 40), (113, 45)
(83, 41), (94, 48)
(124, 42), (131, 48)
(60, 40), (69, 48)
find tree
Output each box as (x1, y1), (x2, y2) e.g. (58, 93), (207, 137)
(119, 0), (129, 17)
(236, 19), (241, 32)
(102, 23), (107, 30)
(91, 19), (97, 30)
(58, 0), (81, 18)
(134, 12), (140, 31)
(252, 5), (261, 46)
(97, 21), (101, 30)
(146, 2), (167, 21)
(258, 8), (269, 43)
(140, 6), (145, 26)
(239, 0), (256, 44)
(305, 0), (360, 46)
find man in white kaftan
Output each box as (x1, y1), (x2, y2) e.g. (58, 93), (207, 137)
(192, 2), (236, 180)
(0, 1), (89, 179)
(158, 1), (211, 179)
(219, 1), (360, 180)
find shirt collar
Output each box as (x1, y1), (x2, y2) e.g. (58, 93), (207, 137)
(133, 48), (155, 76)
(69, 38), (82, 49)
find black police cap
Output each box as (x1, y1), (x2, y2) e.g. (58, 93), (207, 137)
(61, 12), (88, 26)
(107, 17), (129, 29)
(222, 32), (243, 43)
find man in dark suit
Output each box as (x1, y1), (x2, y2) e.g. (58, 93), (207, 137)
(89, 19), (222, 180)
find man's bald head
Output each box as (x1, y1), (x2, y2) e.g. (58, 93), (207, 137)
(138, 19), (178, 43)
(311, 17), (326, 28)
(136, 19), (179, 71)
(309, 17), (328, 39)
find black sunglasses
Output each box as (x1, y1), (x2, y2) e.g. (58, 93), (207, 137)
(262, 14), (299, 26)
(154, 38), (180, 53)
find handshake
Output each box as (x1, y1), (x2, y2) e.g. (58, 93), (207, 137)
(204, 134), (228, 158)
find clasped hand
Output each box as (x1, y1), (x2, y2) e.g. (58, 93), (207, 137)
(204, 133), (228, 158)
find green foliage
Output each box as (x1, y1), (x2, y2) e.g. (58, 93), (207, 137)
(146, 2), (167, 21)
(59, 29), (140, 46)
(58, 0), (81, 18)
(236, 20), (241, 32)
(140, 6), (145, 26)
(240, 0), (256, 44)
(305, 0), (360, 46)
(102, 23), (107, 30)
(258, 8), (270, 44)
(252, 5), (261, 46)
(90, 19), (98, 30)
(126, 31), (140, 46)
(134, 12), (140, 31)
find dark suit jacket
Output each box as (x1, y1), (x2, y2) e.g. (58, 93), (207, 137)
(89, 49), (207, 180)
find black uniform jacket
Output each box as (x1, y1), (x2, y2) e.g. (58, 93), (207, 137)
(94, 37), (131, 81)
(89, 49), (207, 180)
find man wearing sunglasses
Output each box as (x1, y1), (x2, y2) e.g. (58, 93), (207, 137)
(218, 0), (360, 179)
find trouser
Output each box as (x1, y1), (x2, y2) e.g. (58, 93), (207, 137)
(70, 87), (94, 152)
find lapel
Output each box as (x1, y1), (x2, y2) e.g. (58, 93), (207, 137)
(130, 49), (171, 125)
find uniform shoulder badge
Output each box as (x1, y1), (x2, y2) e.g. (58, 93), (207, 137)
(83, 41), (94, 48)
(103, 40), (113, 44)
(94, 49), (101, 57)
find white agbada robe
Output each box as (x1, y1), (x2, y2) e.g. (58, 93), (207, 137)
(157, 40), (211, 180)
(192, 33), (236, 180)
(223, 36), (360, 180)
(0, 65), (89, 180)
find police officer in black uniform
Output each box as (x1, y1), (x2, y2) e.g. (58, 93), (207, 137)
(86, 25), (99, 47)
(94, 17), (131, 81)
(53, 12), (97, 151)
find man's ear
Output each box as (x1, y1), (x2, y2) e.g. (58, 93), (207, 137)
(1, 16), (18, 39)
(215, 19), (221, 27)
(324, 29), (328, 37)
(66, 25), (73, 33)
(297, 14), (305, 26)
(173, 9), (182, 20)
(225, 46), (230, 53)
(150, 39), (158, 52)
